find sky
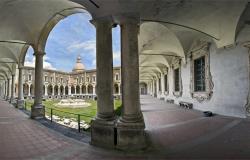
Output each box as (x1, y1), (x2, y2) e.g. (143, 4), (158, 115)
(25, 12), (121, 72)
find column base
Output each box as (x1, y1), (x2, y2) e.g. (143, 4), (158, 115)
(116, 119), (147, 150)
(17, 100), (24, 109)
(31, 104), (45, 119)
(91, 118), (116, 148)
(10, 98), (16, 104)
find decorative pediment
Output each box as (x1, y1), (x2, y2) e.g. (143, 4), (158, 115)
(188, 39), (210, 58)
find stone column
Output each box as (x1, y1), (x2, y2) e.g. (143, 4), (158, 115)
(4, 81), (7, 100)
(93, 85), (96, 95)
(6, 78), (10, 101)
(154, 78), (157, 97)
(68, 85), (71, 95)
(57, 86), (60, 96)
(161, 73), (165, 96)
(44, 85), (48, 96)
(63, 86), (65, 95)
(10, 74), (15, 104)
(90, 16), (116, 148)
(31, 51), (45, 119)
(80, 85), (82, 95)
(85, 84), (88, 94)
(28, 84), (31, 97)
(116, 15), (146, 150)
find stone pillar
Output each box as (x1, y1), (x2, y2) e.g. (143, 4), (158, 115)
(80, 85), (82, 95)
(31, 51), (45, 119)
(28, 84), (31, 97)
(63, 86), (66, 95)
(10, 74), (15, 104)
(161, 73), (165, 96)
(44, 85), (48, 96)
(93, 85), (96, 95)
(4, 81), (7, 100)
(153, 78), (157, 97)
(68, 85), (71, 95)
(116, 15), (146, 150)
(17, 67), (24, 109)
(90, 16), (116, 148)
(85, 84), (88, 94)
(57, 86), (60, 96)
(6, 78), (10, 101)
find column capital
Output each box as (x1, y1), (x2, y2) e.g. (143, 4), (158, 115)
(33, 51), (46, 56)
(90, 16), (114, 27)
(113, 13), (140, 25)
(18, 65), (24, 69)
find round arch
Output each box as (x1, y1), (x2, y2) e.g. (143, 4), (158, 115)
(37, 7), (91, 52)
(54, 85), (59, 95)
(88, 84), (93, 94)
(48, 84), (53, 96)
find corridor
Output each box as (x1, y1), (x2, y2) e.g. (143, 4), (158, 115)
(0, 96), (250, 159)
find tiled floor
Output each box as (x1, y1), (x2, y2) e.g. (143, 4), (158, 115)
(0, 96), (250, 159)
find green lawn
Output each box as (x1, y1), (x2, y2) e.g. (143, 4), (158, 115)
(25, 99), (122, 124)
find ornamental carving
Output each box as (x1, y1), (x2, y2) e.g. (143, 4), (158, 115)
(242, 42), (250, 115)
(189, 41), (214, 102)
(172, 58), (182, 97)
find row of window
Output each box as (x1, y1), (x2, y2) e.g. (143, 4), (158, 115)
(25, 73), (120, 83)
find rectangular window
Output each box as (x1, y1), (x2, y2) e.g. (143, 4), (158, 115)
(51, 77), (53, 82)
(115, 74), (119, 81)
(28, 75), (32, 81)
(194, 56), (206, 92)
(164, 74), (168, 92)
(174, 68), (180, 92)
(93, 76), (96, 82)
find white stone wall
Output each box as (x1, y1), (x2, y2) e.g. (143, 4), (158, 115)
(155, 43), (249, 118)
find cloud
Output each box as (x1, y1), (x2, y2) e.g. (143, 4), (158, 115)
(24, 56), (56, 70)
(113, 51), (120, 61)
(92, 59), (96, 66)
(67, 40), (96, 54)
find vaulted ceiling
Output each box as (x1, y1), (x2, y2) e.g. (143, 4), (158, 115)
(0, 0), (249, 84)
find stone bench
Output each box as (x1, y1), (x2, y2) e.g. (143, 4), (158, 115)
(166, 99), (174, 104)
(160, 97), (165, 101)
(179, 101), (193, 109)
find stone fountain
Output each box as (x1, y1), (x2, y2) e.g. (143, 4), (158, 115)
(56, 99), (91, 108)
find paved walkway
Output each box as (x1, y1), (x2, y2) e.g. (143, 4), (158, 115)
(0, 96), (250, 159)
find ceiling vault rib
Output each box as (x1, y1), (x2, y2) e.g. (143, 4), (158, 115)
(0, 62), (16, 64)
(0, 41), (32, 46)
(141, 19), (220, 40)
(88, 0), (100, 8)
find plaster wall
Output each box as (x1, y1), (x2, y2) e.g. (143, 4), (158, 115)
(156, 43), (249, 118)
